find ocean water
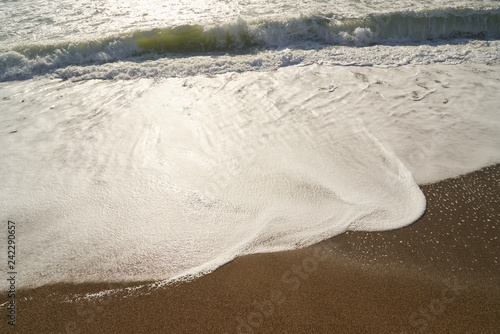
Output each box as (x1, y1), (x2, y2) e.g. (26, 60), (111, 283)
(1, 0), (500, 289)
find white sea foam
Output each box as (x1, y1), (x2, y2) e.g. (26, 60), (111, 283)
(2, 39), (499, 82)
(1, 0), (500, 292)
(1, 63), (499, 289)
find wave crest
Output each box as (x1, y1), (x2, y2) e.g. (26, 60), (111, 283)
(1, 8), (499, 81)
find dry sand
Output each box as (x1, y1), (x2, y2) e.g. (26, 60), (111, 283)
(2, 164), (499, 333)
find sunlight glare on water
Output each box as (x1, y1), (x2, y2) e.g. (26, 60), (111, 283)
(1, 0), (498, 47)
(0, 0), (240, 46)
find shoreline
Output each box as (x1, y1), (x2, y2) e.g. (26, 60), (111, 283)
(2, 164), (500, 333)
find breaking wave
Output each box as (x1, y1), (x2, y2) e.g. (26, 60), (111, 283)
(1, 8), (499, 81)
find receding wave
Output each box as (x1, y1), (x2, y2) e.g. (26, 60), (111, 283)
(1, 8), (499, 81)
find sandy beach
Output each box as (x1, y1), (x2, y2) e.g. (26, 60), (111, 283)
(2, 164), (498, 333)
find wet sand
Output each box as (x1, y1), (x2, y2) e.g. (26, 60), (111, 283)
(2, 164), (500, 333)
